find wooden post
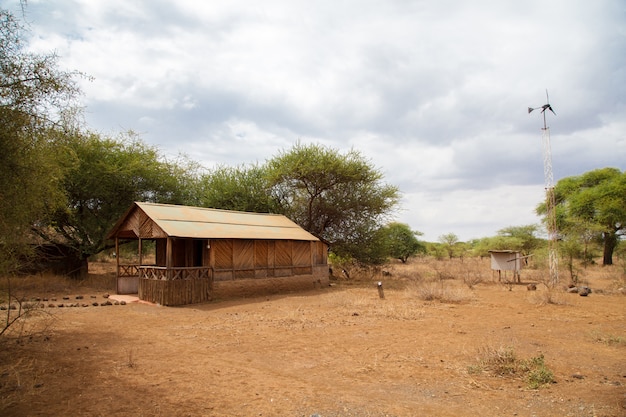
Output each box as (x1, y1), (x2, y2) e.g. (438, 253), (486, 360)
(138, 238), (143, 266)
(377, 281), (385, 299)
(166, 237), (172, 280)
(115, 237), (120, 294)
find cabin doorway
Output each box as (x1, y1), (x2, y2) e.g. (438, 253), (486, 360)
(193, 239), (204, 267)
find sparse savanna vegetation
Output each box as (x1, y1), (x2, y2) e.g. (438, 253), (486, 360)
(1, 256), (624, 416)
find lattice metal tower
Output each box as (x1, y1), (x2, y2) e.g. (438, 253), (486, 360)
(528, 91), (558, 287)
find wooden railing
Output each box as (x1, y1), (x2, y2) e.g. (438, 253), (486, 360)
(138, 266), (213, 281)
(118, 264), (140, 277)
(120, 263), (321, 281)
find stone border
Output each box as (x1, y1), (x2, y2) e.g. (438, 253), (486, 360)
(0, 293), (129, 310)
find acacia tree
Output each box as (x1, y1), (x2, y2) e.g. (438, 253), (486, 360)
(496, 225), (541, 256)
(266, 143), (400, 263)
(33, 131), (199, 277)
(0, 8), (80, 273)
(383, 222), (425, 263)
(438, 233), (459, 259)
(539, 168), (625, 265)
(198, 164), (278, 213)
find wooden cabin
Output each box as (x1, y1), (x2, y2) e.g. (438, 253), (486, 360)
(106, 202), (329, 306)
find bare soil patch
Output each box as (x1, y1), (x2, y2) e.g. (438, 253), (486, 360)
(1, 259), (624, 416)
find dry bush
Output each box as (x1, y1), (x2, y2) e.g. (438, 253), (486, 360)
(338, 256), (490, 287)
(430, 258), (487, 282)
(0, 276), (57, 339)
(0, 314), (57, 410)
(520, 269), (543, 284)
(468, 345), (555, 389)
(528, 288), (568, 306)
(384, 261), (424, 282)
(406, 257), (441, 282)
(406, 281), (472, 304)
(463, 271), (483, 289)
(595, 265), (626, 295)
(469, 345), (519, 376)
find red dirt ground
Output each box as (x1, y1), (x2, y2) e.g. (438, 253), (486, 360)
(0, 259), (624, 416)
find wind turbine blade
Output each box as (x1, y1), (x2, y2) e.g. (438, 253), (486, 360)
(546, 89), (550, 104)
(528, 107), (535, 114)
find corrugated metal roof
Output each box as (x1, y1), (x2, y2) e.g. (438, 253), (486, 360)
(125, 202), (319, 241)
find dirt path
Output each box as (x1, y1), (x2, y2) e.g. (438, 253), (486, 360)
(1, 277), (625, 416)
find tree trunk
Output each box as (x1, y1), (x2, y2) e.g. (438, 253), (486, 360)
(602, 230), (617, 266)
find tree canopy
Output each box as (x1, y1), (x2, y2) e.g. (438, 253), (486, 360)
(0, 8), (80, 273)
(266, 142), (400, 263)
(197, 164), (277, 213)
(32, 131), (200, 277)
(438, 233), (460, 259)
(496, 225), (541, 255)
(539, 167), (625, 265)
(383, 222), (425, 263)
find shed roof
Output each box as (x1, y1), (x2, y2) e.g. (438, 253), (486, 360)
(106, 202), (320, 241)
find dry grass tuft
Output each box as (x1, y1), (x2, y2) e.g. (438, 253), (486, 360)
(591, 331), (626, 347)
(528, 289), (568, 306)
(0, 355), (37, 410)
(469, 345), (519, 376)
(468, 345), (555, 389)
(125, 348), (138, 368)
(406, 281), (472, 304)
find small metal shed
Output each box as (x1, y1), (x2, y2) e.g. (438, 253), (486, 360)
(489, 250), (523, 283)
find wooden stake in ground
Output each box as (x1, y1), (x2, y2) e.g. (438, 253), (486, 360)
(377, 281), (385, 299)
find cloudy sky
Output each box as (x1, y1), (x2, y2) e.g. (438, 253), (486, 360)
(9, 0), (626, 241)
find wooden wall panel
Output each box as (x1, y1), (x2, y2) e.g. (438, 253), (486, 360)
(312, 241), (327, 265)
(255, 240), (268, 267)
(268, 241), (275, 268)
(234, 240), (254, 269)
(119, 208), (166, 239)
(138, 215), (154, 237)
(275, 240), (292, 266)
(292, 241), (311, 266)
(214, 240), (233, 269)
